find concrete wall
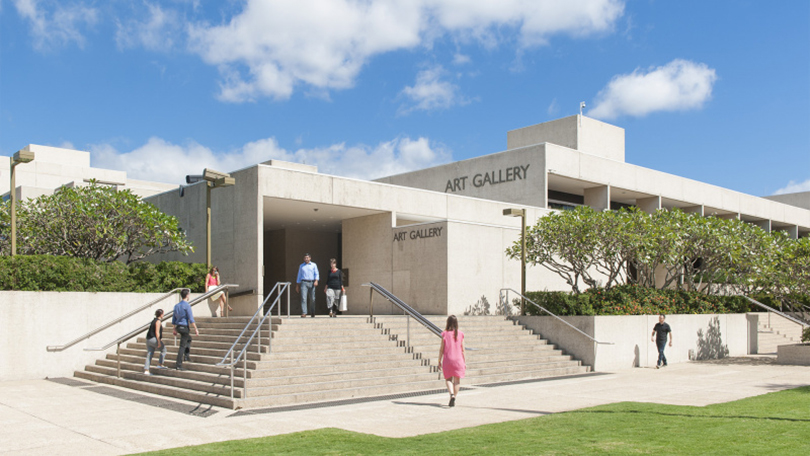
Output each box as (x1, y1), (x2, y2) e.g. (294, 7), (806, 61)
(506, 115), (625, 162)
(375, 144), (547, 209)
(0, 291), (209, 382)
(343, 213), (395, 314)
(765, 191), (810, 211)
(516, 313), (750, 371)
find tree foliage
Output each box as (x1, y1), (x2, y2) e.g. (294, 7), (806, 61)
(507, 206), (810, 306)
(1, 182), (193, 263)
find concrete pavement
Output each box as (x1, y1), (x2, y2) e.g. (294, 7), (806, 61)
(2, 357), (808, 455)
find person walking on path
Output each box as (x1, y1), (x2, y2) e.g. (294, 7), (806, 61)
(438, 315), (466, 407)
(652, 314), (673, 368)
(324, 258), (345, 318)
(296, 253), (319, 318)
(172, 289), (198, 370)
(144, 309), (168, 375)
(206, 266), (232, 317)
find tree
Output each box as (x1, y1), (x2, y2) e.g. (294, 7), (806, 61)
(0, 181), (193, 263)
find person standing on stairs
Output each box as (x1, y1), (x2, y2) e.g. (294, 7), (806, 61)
(296, 253), (319, 318)
(172, 289), (198, 370)
(438, 315), (466, 407)
(651, 314), (673, 368)
(144, 308), (168, 375)
(324, 258), (345, 318)
(206, 266), (232, 317)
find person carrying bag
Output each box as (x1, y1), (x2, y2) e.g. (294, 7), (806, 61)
(324, 258), (345, 317)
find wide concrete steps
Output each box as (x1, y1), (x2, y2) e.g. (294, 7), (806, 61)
(75, 315), (590, 410)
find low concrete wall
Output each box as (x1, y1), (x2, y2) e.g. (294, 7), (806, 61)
(777, 344), (810, 366)
(515, 314), (751, 371)
(1, 291), (206, 382)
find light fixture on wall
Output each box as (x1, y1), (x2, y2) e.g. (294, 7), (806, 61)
(185, 168), (235, 269)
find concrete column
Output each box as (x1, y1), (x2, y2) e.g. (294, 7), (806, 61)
(636, 196), (661, 214)
(584, 185), (610, 212)
(683, 205), (704, 216)
(782, 225), (800, 239)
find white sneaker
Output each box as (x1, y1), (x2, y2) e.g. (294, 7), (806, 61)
(144, 370), (151, 376)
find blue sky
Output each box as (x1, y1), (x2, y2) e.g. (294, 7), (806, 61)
(1, 0), (808, 197)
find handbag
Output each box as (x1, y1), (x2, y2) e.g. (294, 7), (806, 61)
(340, 292), (348, 312)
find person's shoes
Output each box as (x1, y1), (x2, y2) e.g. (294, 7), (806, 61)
(663, 364), (667, 367)
(311, 314), (315, 318)
(155, 365), (167, 370)
(301, 314), (307, 318)
(175, 366), (186, 371)
(449, 396), (455, 407)
(655, 364), (660, 369)
(144, 370), (151, 376)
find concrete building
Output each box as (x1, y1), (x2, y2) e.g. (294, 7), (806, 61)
(7, 117), (809, 317)
(2, 144), (177, 200)
(142, 116), (810, 317)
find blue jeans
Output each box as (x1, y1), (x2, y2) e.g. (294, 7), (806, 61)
(656, 341), (668, 366)
(300, 281), (316, 315)
(144, 337), (166, 370)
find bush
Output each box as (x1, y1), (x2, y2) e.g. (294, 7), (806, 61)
(803, 327), (810, 343)
(524, 285), (759, 316)
(0, 255), (206, 292)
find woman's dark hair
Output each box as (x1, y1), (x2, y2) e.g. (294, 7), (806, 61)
(155, 309), (164, 318)
(209, 266), (218, 274)
(329, 258), (336, 265)
(445, 315), (458, 341)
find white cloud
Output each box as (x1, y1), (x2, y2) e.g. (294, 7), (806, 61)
(185, 0), (625, 102)
(399, 65), (468, 114)
(588, 59), (717, 119)
(90, 136), (451, 184)
(452, 53), (471, 65)
(13, 0), (98, 51)
(773, 179), (810, 195)
(115, 3), (181, 51)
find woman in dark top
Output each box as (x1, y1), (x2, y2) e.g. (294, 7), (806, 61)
(144, 309), (168, 375)
(323, 258), (345, 317)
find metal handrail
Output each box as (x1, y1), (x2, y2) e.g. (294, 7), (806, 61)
(47, 288), (185, 352)
(84, 284), (238, 352)
(500, 288), (613, 345)
(216, 282), (291, 400)
(739, 295), (809, 327)
(363, 282), (442, 346)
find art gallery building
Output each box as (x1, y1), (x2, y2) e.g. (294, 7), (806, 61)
(134, 115), (810, 317)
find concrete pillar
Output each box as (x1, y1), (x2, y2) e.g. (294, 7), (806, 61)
(636, 196), (661, 214)
(783, 225), (799, 239)
(683, 205), (704, 216)
(584, 185), (610, 212)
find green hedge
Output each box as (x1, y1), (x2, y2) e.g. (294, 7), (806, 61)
(0, 255), (207, 292)
(524, 285), (759, 316)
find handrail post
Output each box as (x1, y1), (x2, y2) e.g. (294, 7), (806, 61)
(243, 356), (247, 399)
(117, 343), (121, 378)
(369, 287), (374, 317)
(407, 314), (411, 351)
(230, 364), (234, 399)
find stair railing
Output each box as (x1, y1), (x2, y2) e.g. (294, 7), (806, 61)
(500, 288), (613, 346)
(47, 288), (186, 352)
(738, 295), (809, 328)
(363, 282), (442, 351)
(216, 282), (291, 400)
(84, 284), (239, 378)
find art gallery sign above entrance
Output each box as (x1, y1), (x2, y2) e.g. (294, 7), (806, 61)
(444, 164), (530, 193)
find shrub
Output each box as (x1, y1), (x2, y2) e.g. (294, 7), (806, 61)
(0, 255), (206, 292)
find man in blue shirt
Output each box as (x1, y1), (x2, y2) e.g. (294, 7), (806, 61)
(172, 289), (199, 370)
(296, 253), (319, 318)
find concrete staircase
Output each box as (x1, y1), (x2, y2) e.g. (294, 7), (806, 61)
(75, 315), (589, 410)
(752, 312), (804, 354)
(372, 315), (590, 384)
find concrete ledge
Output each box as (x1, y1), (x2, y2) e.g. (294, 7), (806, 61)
(515, 314), (751, 371)
(777, 344), (810, 366)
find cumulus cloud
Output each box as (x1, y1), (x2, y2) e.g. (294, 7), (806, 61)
(588, 59), (717, 119)
(399, 65), (468, 114)
(13, 0), (98, 51)
(185, 0), (624, 102)
(773, 179), (810, 195)
(90, 136), (451, 184)
(115, 3), (181, 51)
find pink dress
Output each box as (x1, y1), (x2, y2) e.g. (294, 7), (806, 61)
(441, 330), (465, 380)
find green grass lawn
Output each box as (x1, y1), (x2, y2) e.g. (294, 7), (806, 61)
(138, 386), (810, 455)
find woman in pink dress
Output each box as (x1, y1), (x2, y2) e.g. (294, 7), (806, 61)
(206, 266), (232, 317)
(438, 315), (466, 407)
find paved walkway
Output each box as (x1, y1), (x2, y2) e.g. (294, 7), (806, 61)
(2, 357), (808, 455)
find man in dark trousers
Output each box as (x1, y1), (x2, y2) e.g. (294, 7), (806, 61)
(651, 314), (673, 368)
(172, 289), (199, 370)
